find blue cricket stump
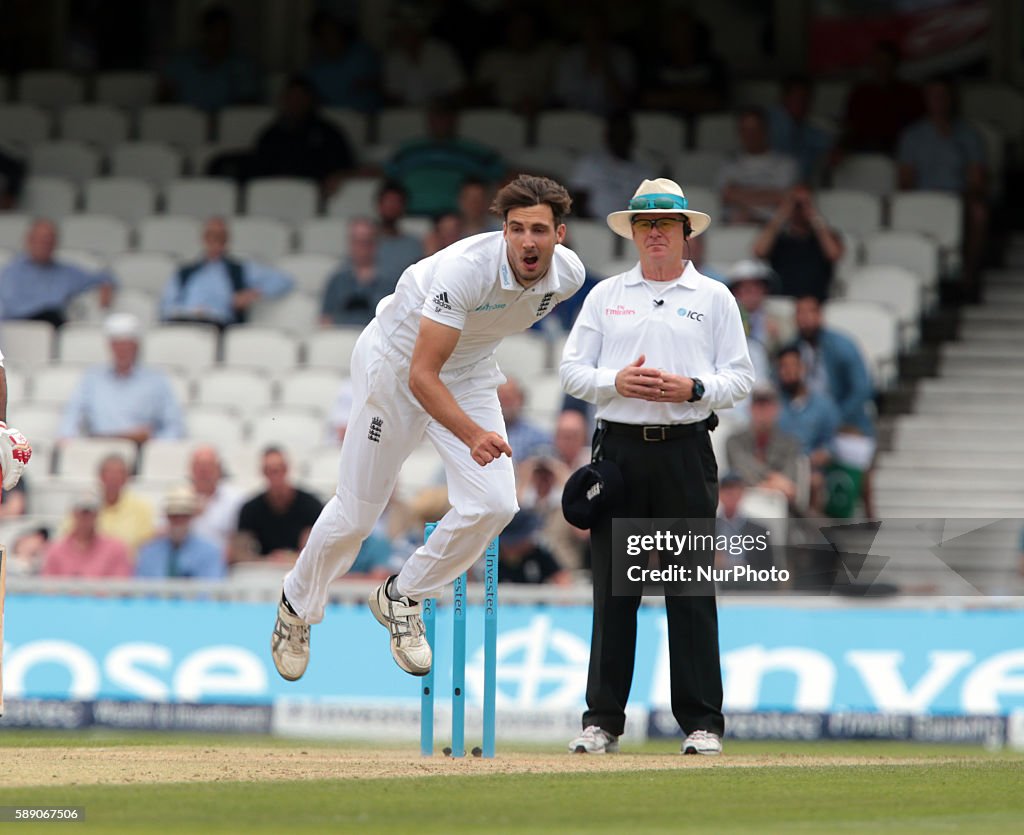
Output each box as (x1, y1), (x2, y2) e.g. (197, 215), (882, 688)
(420, 524), (499, 758)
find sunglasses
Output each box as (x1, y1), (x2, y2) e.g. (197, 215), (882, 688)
(631, 217), (685, 234)
(628, 193), (689, 211)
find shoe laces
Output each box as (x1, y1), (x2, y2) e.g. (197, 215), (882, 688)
(385, 597), (425, 643)
(688, 730), (715, 741)
(581, 725), (610, 743)
(275, 617), (309, 648)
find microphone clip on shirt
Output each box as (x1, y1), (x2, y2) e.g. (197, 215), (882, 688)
(653, 299), (664, 306)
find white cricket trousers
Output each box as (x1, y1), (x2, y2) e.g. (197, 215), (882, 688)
(283, 320), (518, 623)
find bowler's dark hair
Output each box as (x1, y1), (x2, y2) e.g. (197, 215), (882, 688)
(491, 175), (572, 226)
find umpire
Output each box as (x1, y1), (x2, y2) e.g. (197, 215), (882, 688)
(560, 178), (754, 755)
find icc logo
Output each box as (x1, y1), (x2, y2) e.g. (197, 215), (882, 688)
(677, 307), (705, 322)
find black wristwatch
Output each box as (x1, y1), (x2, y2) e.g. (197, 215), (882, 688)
(688, 377), (705, 403)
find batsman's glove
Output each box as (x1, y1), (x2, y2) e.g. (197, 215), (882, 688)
(0, 421), (31, 490)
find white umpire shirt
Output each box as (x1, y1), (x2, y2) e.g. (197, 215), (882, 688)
(561, 260), (754, 424)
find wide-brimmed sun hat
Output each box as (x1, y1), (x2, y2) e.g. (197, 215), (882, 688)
(606, 178), (712, 240)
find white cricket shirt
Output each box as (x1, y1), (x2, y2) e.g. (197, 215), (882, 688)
(560, 260), (754, 424)
(376, 231), (585, 370)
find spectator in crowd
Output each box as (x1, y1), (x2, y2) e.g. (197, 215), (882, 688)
(251, 75), (358, 197)
(569, 111), (652, 220)
(553, 409), (590, 470)
(474, 8), (557, 115)
(384, 99), (506, 217)
(159, 4), (262, 113)
(724, 259), (784, 356)
(92, 453), (155, 556)
(714, 472), (778, 587)
(382, 5), (466, 106)
(42, 489), (133, 578)
(189, 445), (244, 553)
(841, 40), (923, 154)
(789, 296), (876, 439)
(59, 313), (185, 443)
(726, 385), (803, 509)
(0, 476), (26, 518)
(232, 447), (323, 564)
(422, 212), (464, 257)
(752, 185), (843, 301)
(456, 178), (501, 237)
(552, 13), (635, 116)
(498, 377), (552, 462)
(639, 8), (729, 113)
(10, 527), (49, 576)
(498, 509), (571, 584)
(517, 453), (588, 571)
(0, 219), (114, 326)
(0, 147), (26, 209)
(718, 108), (799, 224)
(374, 181), (425, 281)
(159, 217), (294, 328)
(769, 74), (834, 183)
(897, 76), (989, 299)
(321, 218), (396, 326)
(136, 486), (226, 579)
(305, 9), (381, 113)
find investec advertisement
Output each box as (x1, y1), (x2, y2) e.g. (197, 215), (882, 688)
(4, 596), (1024, 740)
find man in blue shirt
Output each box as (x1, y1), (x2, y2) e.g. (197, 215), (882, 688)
(0, 219), (114, 326)
(59, 313), (185, 443)
(137, 486), (226, 579)
(769, 75), (834, 183)
(158, 217), (294, 327)
(497, 377), (552, 463)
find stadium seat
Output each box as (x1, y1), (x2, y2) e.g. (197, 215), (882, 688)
(763, 295), (797, 345)
(221, 326), (301, 373)
(694, 112), (738, 152)
(842, 265), (923, 349)
(9, 402), (63, 441)
(824, 298), (899, 388)
(323, 108), (369, 157)
(494, 333), (551, 377)
(567, 219), (618, 270)
(32, 364), (87, 404)
(535, 110), (604, 153)
(864, 230), (940, 303)
(27, 476), (94, 515)
(217, 105), (274, 148)
(704, 224), (759, 266)
(83, 177), (158, 224)
(834, 230), (862, 284)
(248, 409), (325, 460)
(672, 151), (727, 190)
(245, 178), (318, 223)
(275, 253), (337, 296)
(460, 109), (528, 155)
(326, 177), (380, 218)
(135, 438), (195, 482)
(110, 142), (184, 189)
(733, 80), (778, 106)
(56, 322), (108, 365)
(194, 367), (274, 415)
(185, 404), (246, 446)
(58, 104), (129, 152)
(889, 191), (962, 251)
(679, 185), (720, 227)
(830, 154), (897, 197)
(634, 112), (686, 158)
(247, 292), (320, 336)
(0, 104), (50, 152)
(59, 214), (130, 259)
(54, 247), (105, 272)
(137, 215), (202, 257)
(812, 80), (851, 121)
(522, 374), (565, 423)
(107, 287), (160, 326)
(298, 218), (348, 258)
(303, 328), (363, 372)
(101, 250), (174, 300)
(228, 216), (292, 262)
(302, 444), (343, 484)
(142, 324), (219, 371)
(138, 105), (207, 151)
(94, 71), (158, 109)
(960, 82), (1024, 145)
(55, 437), (137, 478)
(377, 107), (426, 147)
(164, 177), (238, 219)
(816, 189), (883, 238)
(399, 216), (431, 240)
(277, 369), (344, 412)
(509, 147), (575, 181)
(17, 71), (84, 110)
(0, 214), (31, 249)
(28, 140), (100, 185)
(0, 246), (12, 269)
(0, 321), (55, 366)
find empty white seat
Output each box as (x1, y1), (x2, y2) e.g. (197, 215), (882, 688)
(32, 364), (87, 404)
(567, 219), (618, 270)
(679, 185), (720, 227)
(842, 265), (923, 349)
(137, 438), (195, 482)
(460, 109), (527, 155)
(863, 230), (940, 300)
(0, 321), (55, 366)
(323, 108), (369, 156)
(95, 71), (158, 109)
(54, 247), (105, 272)
(494, 333), (551, 377)
(247, 293), (320, 336)
(694, 112), (738, 152)
(535, 110), (604, 153)
(139, 105), (206, 150)
(824, 298), (899, 388)
(634, 112), (686, 158)
(704, 224), (759, 266)
(28, 140), (100, 185)
(377, 107), (426, 146)
(510, 147), (575, 181)
(672, 151), (727, 189)
(249, 409), (325, 459)
(326, 178), (380, 218)
(164, 177), (237, 219)
(18, 71), (85, 110)
(0, 214), (30, 249)
(831, 154), (897, 197)
(9, 402), (62, 441)
(142, 324), (219, 370)
(246, 178), (318, 223)
(277, 369), (343, 412)
(59, 104), (129, 151)
(195, 367), (275, 414)
(185, 404), (246, 446)
(298, 217), (348, 258)
(22, 176), (77, 219)
(56, 322), (108, 365)
(217, 105), (273, 147)
(0, 104), (50, 151)
(275, 253), (337, 296)
(110, 142), (184, 189)
(105, 287), (160, 327)
(304, 328), (362, 372)
(59, 214), (130, 259)
(222, 326), (300, 372)
(302, 444), (343, 483)
(889, 191), (962, 251)
(136, 215), (202, 257)
(55, 437), (137, 478)
(816, 189), (883, 238)
(83, 177), (157, 224)
(227, 216), (292, 262)
(399, 443), (444, 495)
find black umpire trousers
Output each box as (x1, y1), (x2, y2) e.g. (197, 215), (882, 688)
(583, 423), (725, 738)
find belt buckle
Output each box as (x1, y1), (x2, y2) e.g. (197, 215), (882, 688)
(642, 425), (666, 442)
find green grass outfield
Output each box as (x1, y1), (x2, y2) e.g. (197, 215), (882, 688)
(0, 731), (1021, 834)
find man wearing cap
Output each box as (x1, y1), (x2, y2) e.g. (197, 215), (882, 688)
(59, 313), (185, 443)
(561, 177), (754, 755)
(136, 486), (226, 579)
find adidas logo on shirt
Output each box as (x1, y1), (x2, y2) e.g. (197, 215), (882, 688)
(433, 291), (453, 312)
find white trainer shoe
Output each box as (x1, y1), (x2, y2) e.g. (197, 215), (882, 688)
(569, 725), (620, 754)
(368, 577), (432, 676)
(682, 729), (722, 755)
(271, 593), (310, 681)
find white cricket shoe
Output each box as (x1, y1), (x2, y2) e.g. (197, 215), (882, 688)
(682, 730), (722, 755)
(271, 593), (310, 681)
(368, 577), (432, 676)
(569, 725), (620, 754)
